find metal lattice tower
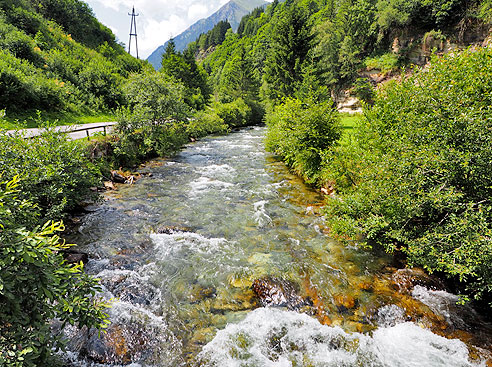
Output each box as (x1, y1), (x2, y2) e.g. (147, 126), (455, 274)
(128, 6), (139, 59)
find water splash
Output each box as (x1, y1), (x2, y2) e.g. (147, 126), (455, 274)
(253, 200), (273, 228)
(198, 308), (484, 367)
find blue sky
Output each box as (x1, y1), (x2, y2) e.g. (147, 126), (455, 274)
(85, 0), (232, 59)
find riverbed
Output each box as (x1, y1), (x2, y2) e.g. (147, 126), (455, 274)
(61, 127), (492, 366)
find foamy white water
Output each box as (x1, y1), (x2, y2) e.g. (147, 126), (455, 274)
(199, 308), (483, 367)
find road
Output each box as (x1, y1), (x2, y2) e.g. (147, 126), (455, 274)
(6, 121), (118, 140)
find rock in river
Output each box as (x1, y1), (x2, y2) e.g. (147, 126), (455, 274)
(252, 276), (308, 310)
(392, 267), (446, 294)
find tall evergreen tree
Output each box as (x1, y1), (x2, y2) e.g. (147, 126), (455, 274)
(263, 3), (315, 100)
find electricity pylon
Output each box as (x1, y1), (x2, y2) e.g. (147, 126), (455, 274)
(128, 6), (139, 59)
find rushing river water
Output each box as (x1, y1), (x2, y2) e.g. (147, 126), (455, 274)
(61, 127), (492, 367)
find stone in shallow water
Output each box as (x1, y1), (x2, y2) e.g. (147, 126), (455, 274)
(252, 276), (308, 310)
(392, 267), (446, 294)
(82, 324), (150, 365)
(156, 225), (192, 234)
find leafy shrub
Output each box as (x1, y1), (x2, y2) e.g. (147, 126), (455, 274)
(0, 176), (109, 366)
(0, 128), (101, 221)
(353, 77), (375, 105)
(112, 72), (190, 167)
(265, 96), (341, 183)
(78, 58), (124, 110)
(0, 19), (43, 65)
(213, 98), (253, 128)
(186, 109), (228, 139)
(0, 49), (68, 111)
(364, 53), (399, 74)
(323, 48), (492, 305)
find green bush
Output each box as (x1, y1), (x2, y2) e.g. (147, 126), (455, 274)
(265, 96), (341, 183)
(0, 49), (68, 111)
(0, 176), (109, 366)
(0, 19), (43, 65)
(186, 108), (229, 139)
(213, 98), (253, 128)
(353, 77), (375, 105)
(364, 53), (399, 74)
(78, 58), (124, 110)
(323, 48), (492, 305)
(112, 72), (191, 167)
(0, 127), (101, 222)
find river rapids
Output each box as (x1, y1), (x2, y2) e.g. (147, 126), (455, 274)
(60, 127), (492, 367)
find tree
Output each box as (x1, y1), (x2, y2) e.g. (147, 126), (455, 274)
(263, 3), (315, 100)
(161, 44), (210, 110)
(217, 45), (259, 103)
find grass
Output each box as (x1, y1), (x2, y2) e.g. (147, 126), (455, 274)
(1, 110), (116, 130)
(340, 112), (360, 144)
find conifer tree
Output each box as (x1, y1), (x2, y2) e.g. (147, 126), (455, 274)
(263, 3), (315, 101)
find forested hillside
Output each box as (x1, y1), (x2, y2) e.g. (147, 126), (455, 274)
(0, 0), (147, 118)
(146, 0), (268, 70)
(198, 0), (492, 309)
(203, 0), (489, 103)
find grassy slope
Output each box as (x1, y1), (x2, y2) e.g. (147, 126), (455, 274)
(0, 0), (144, 128)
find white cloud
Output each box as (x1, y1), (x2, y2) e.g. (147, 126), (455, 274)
(187, 4), (208, 21)
(139, 15), (187, 55)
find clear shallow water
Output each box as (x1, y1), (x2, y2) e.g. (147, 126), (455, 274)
(63, 127), (491, 366)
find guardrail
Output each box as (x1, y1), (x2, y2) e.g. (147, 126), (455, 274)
(69, 123), (115, 140)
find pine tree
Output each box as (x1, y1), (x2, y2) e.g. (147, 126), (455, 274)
(264, 3), (315, 100)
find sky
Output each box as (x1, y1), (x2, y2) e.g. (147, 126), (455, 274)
(84, 0), (235, 59)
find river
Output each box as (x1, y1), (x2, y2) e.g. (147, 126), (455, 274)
(60, 127), (492, 366)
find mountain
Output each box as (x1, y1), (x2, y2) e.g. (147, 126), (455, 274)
(147, 0), (268, 70)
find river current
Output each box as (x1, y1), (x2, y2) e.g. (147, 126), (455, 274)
(61, 127), (492, 366)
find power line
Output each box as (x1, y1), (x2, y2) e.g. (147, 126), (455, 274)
(128, 6), (139, 59)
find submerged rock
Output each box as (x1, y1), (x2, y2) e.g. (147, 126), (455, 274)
(334, 294), (359, 313)
(252, 276), (308, 310)
(156, 225), (192, 234)
(82, 324), (151, 365)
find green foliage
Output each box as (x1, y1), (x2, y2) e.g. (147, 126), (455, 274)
(0, 127), (101, 222)
(364, 52), (399, 73)
(263, 3), (315, 100)
(29, 0), (116, 49)
(77, 58), (124, 110)
(162, 41), (211, 110)
(323, 48), (492, 304)
(113, 72), (190, 167)
(122, 72), (190, 122)
(186, 108), (228, 139)
(0, 49), (69, 111)
(237, 7), (265, 37)
(216, 45), (261, 107)
(193, 20), (232, 52)
(480, 0), (492, 21)
(213, 98), (254, 128)
(265, 96), (341, 183)
(0, 176), (109, 366)
(353, 77), (375, 104)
